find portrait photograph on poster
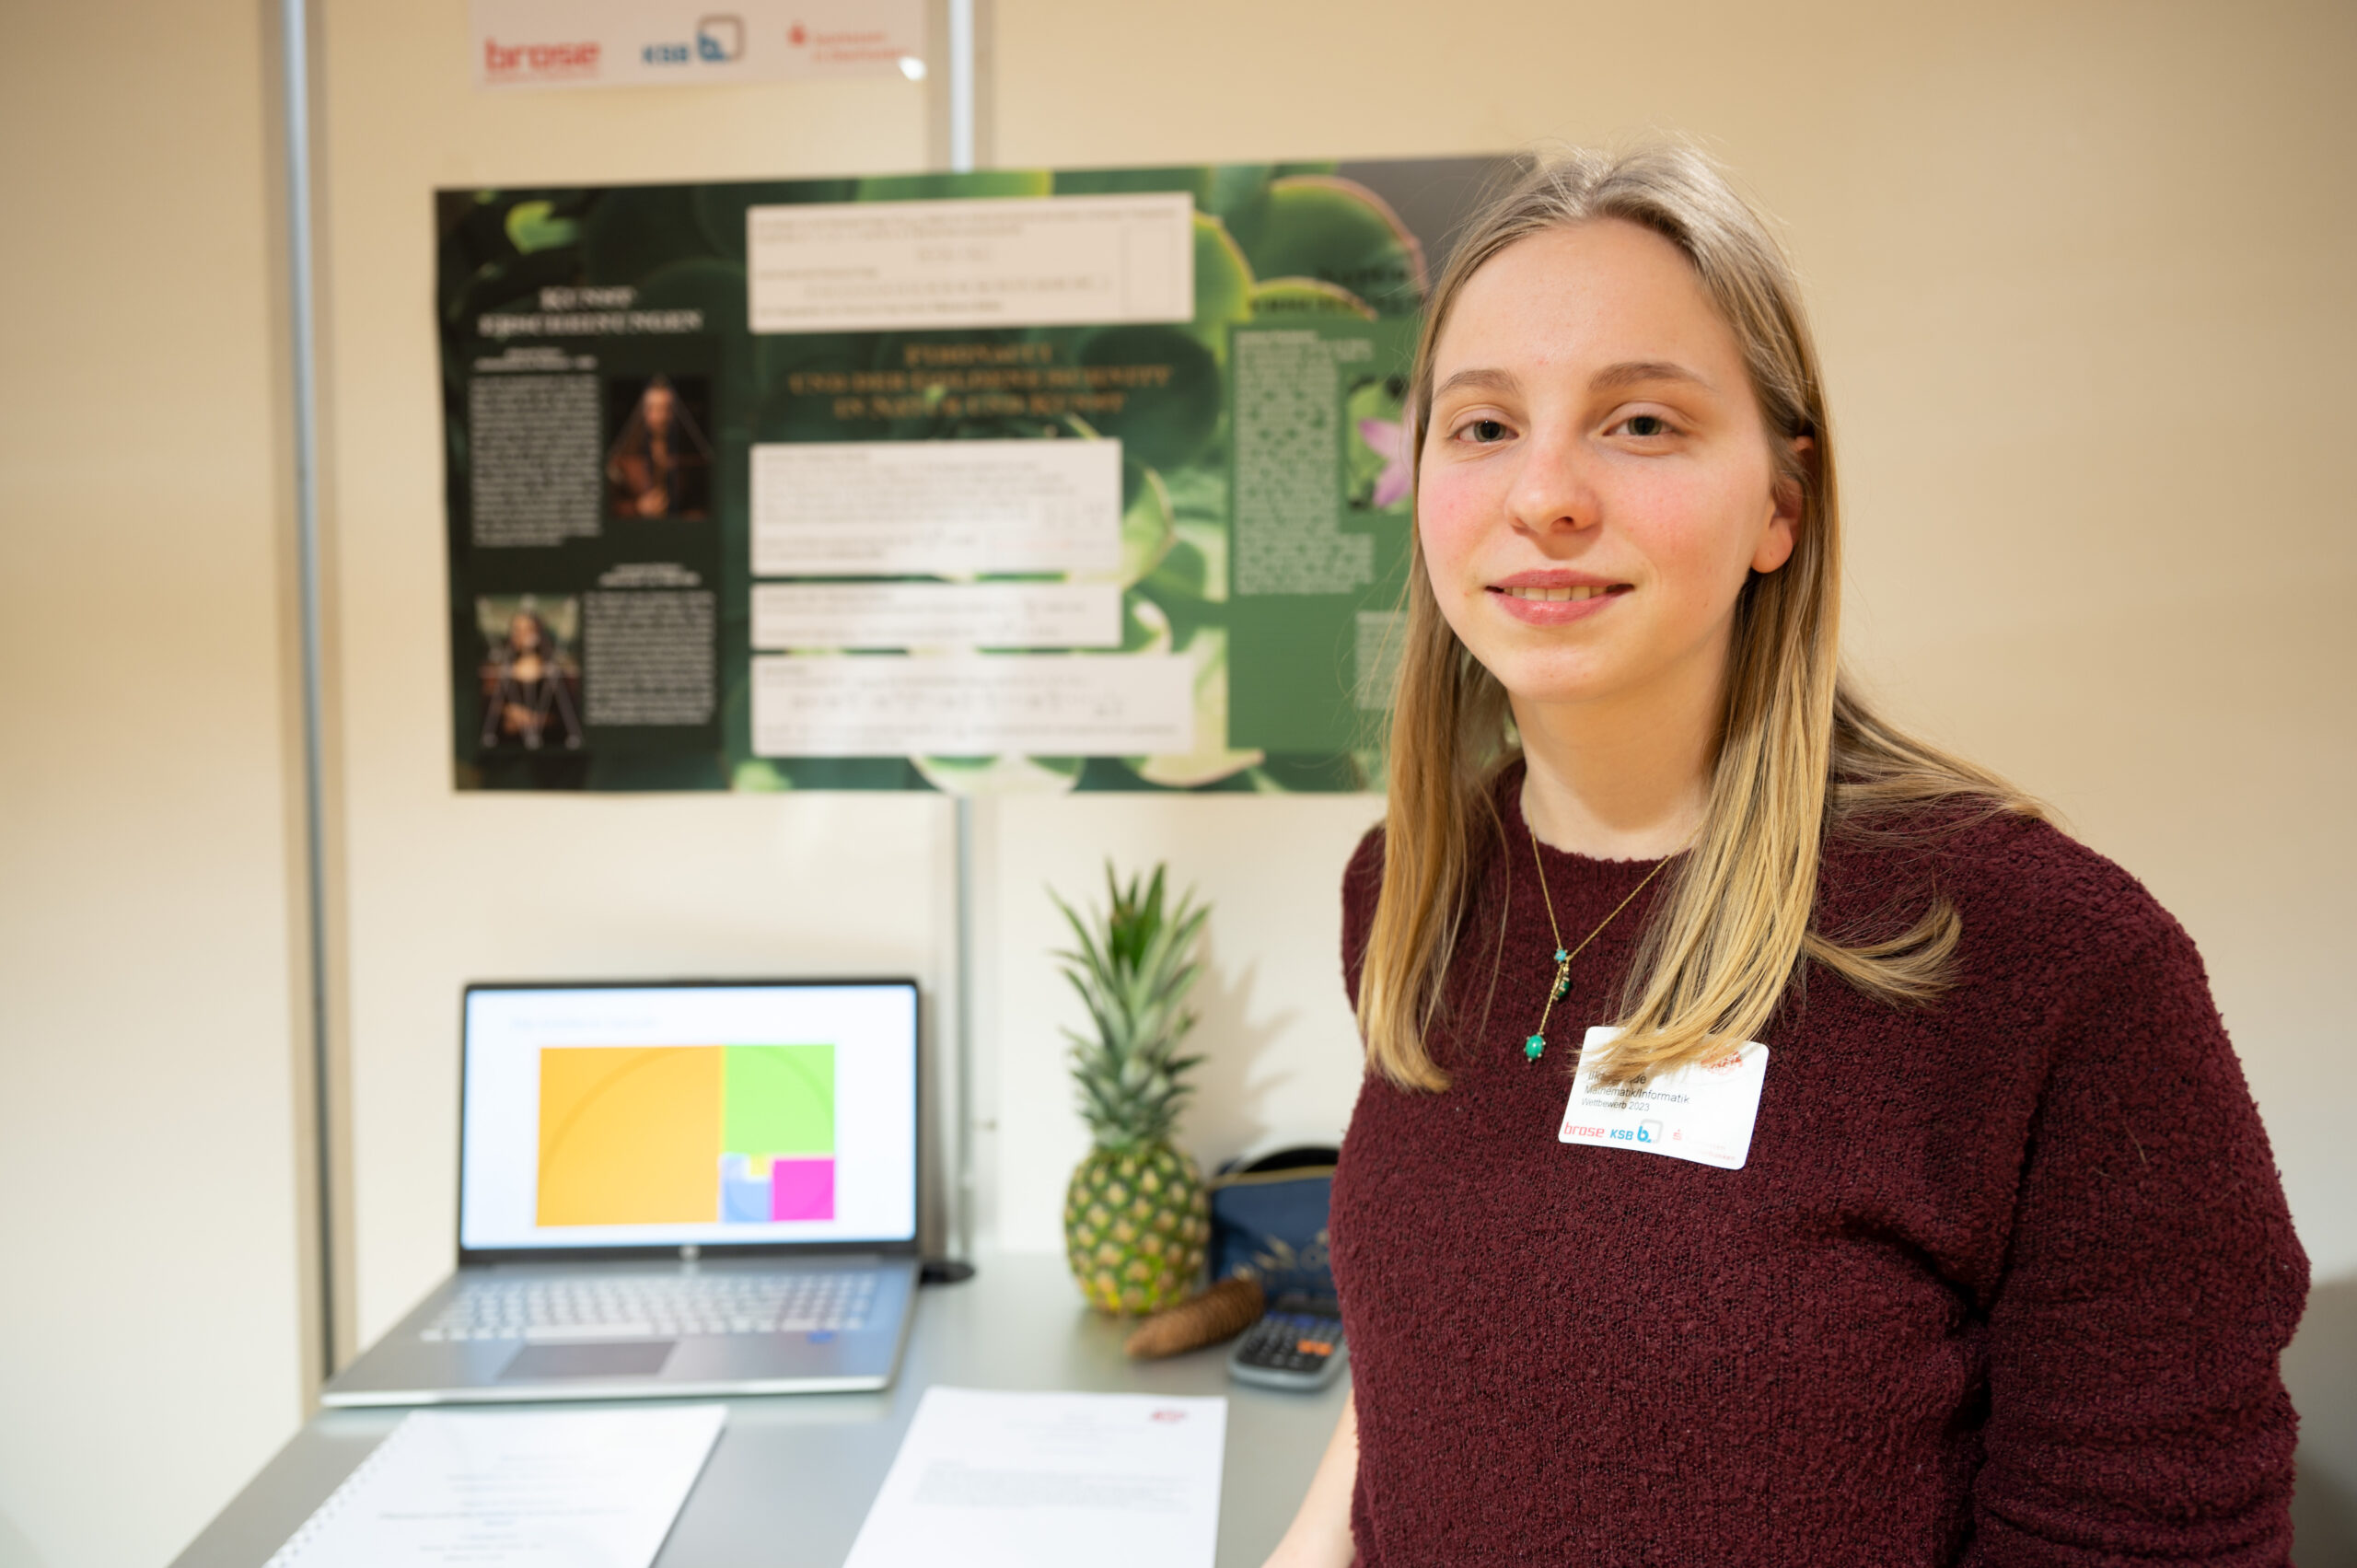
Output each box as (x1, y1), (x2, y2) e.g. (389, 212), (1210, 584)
(473, 593), (583, 753)
(603, 373), (714, 521)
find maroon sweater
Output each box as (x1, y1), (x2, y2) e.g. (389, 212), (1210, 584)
(1329, 781), (2306, 1566)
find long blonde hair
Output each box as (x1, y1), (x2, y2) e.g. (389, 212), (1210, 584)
(1358, 145), (2039, 1089)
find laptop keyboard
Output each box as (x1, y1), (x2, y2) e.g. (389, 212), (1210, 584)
(421, 1270), (880, 1342)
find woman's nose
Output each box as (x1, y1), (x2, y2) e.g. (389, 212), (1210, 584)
(1504, 430), (1602, 538)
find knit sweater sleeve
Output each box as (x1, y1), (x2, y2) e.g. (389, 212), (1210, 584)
(1967, 905), (2307, 1564)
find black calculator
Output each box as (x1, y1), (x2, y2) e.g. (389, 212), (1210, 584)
(1228, 1296), (1347, 1390)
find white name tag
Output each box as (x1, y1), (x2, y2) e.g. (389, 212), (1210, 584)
(1557, 1027), (1770, 1170)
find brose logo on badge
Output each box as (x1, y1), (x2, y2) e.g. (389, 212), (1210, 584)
(1557, 1027), (1770, 1170)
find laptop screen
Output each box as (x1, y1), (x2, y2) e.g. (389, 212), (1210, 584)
(458, 981), (920, 1254)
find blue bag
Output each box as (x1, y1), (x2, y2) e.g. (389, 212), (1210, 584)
(1208, 1145), (1338, 1303)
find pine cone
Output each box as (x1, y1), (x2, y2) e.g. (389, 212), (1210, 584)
(1123, 1275), (1266, 1359)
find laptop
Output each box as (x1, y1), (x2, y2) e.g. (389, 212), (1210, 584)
(322, 979), (924, 1406)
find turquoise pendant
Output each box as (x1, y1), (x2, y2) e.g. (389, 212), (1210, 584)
(1525, 1034), (1545, 1061)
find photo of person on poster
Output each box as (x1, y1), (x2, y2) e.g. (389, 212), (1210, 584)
(604, 374), (713, 520)
(476, 597), (583, 751)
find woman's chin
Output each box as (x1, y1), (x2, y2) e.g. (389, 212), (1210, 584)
(1492, 659), (1629, 713)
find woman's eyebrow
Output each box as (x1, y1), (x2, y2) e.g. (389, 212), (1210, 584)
(1430, 366), (1519, 401)
(1590, 359), (1713, 393)
(1432, 361), (1713, 401)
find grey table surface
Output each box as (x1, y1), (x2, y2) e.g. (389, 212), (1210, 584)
(171, 1255), (1347, 1567)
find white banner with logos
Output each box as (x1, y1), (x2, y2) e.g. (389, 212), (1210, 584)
(472, 0), (924, 88)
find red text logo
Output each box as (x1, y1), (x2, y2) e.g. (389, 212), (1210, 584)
(482, 37), (602, 79)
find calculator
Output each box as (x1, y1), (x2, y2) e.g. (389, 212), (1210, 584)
(1227, 1297), (1347, 1391)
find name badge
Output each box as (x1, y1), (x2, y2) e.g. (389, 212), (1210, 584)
(1557, 1027), (1769, 1170)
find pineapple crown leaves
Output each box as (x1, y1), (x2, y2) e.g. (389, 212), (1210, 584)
(1049, 861), (1211, 1154)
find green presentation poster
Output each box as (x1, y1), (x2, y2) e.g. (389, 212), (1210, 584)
(435, 157), (1515, 792)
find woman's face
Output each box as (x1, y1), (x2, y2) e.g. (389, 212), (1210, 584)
(1417, 219), (1801, 718)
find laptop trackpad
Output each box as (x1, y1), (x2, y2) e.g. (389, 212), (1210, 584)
(498, 1341), (677, 1380)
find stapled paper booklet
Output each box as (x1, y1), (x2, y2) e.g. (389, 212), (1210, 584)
(262, 1404), (725, 1568)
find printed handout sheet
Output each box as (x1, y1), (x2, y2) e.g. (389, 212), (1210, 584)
(262, 1404), (724, 1568)
(842, 1387), (1226, 1568)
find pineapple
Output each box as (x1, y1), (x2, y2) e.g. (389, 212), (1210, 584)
(1052, 864), (1214, 1315)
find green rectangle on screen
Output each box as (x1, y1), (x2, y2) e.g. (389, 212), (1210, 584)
(722, 1043), (835, 1156)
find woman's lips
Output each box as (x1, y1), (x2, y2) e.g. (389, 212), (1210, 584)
(1487, 580), (1631, 626)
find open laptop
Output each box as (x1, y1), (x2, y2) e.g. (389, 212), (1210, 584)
(322, 979), (923, 1406)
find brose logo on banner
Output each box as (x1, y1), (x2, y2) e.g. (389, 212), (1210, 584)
(482, 35), (602, 82)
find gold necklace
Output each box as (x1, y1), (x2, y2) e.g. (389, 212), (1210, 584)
(1523, 823), (1673, 1063)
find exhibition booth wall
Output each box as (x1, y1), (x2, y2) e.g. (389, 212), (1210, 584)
(2, 2), (2351, 1564)
(2, 5), (312, 1566)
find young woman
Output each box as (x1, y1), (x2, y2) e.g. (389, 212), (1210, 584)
(1267, 147), (2307, 1565)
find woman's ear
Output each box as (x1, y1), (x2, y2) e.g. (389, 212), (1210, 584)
(1752, 434), (1813, 574)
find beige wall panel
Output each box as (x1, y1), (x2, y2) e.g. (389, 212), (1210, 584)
(0, 4), (306, 1566)
(990, 0), (2357, 1282)
(984, 796), (1386, 1253)
(315, 1), (938, 1344)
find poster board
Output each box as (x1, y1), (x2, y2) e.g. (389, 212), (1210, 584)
(436, 157), (1515, 791)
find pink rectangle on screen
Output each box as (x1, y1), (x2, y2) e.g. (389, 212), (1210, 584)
(770, 1157), (835, 1221)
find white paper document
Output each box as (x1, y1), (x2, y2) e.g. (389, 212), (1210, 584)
(752, 654), (1194, 757)
(752, 580), (1122, 650)
(263, 1404), (724, 1568)
(748, 192), (1195, 333)
(751, 439), (1122, 577)
(843, 1388), (1226, 1568)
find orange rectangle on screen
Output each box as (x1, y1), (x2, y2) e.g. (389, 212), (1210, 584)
(536, 1046), (723, 1225)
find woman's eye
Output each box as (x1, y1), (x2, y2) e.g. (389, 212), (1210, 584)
(1622, 414), (1671, 437)
(1465, 418), (1508, 443)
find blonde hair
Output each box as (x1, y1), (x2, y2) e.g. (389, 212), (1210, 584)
(1358, 145), (2039, 1089)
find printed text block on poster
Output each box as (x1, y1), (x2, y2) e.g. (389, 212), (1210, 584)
(752, 656), (1193, 757)
(752, 582), (1122, 651)
(751, 439), (1122, 576)
(748, 194), (1195, 333)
